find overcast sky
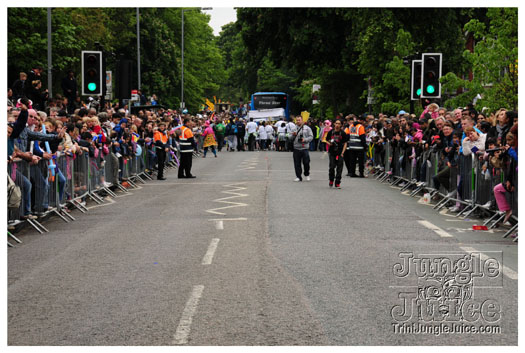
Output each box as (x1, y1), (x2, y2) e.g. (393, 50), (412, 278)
(203, 7), (237, 36)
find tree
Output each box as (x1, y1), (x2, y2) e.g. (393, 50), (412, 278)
(441, 8), (518, 112)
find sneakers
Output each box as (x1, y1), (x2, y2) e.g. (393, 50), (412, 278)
(335, 183), (341, 189)
(329, 181), (334, 187)
(449, 206), (461, 213)
(294, 178), (302, 182)
(305, 176), (311, 181)
(103, 181), (112, 188)
(21, 214), (38, 220)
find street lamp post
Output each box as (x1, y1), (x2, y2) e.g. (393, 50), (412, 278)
(181, 7), (212, 111)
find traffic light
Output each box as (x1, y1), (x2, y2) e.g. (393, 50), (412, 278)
(421, 53), (442, 98)
(411, 59), (422, 100)
(82, 51), (102, 96)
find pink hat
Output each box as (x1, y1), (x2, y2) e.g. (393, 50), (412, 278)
(205, 120), (210, 127)
(412, 123), (420, 130)
(324, 120), (332, 127)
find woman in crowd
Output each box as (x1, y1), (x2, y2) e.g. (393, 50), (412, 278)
(202, 121), (218, 158)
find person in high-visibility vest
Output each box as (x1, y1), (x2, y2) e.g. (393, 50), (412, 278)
(178, 117), (197, 179)
(344, 115), (367, 177)
(153, 122), (169, 180)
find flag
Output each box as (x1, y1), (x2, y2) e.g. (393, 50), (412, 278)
(301, 111), (310, 122)
(205, 98), (215, 111)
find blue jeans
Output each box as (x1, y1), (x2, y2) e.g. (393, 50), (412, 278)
(30, 165), (49, 210)
(17, 171), (32, 216)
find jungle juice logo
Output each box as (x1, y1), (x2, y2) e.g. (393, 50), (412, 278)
(390, 252), (503, 334)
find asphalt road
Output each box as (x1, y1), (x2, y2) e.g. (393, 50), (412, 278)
(8, 149), (518, 345)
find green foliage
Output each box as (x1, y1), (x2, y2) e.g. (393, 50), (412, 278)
(8, 7), (225, 113)
(441, 8), (518, 112)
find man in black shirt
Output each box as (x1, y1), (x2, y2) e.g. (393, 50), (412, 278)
(324, 119), (349, 188)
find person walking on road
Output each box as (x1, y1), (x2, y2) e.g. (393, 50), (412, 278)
(246, 118), (258, 151)
(153, 122), (169, 180)
(177, 118), (197, 178)
(235, 117), (246, 151)
(325, 119), (348, 188)
(225, 119), (237, 151)
(291, 116), (313, 182)
(202, 121), (218, 158)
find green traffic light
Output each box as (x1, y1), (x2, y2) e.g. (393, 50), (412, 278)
(416, 88), (422, 96)
(426, 85), (435, 94)
(88, 82), (97, 92)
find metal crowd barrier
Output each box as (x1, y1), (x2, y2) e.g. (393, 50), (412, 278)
(370, 141), (518, 240)
(7, 141), (183, 240)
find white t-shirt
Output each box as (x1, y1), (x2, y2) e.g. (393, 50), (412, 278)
(258, 125), (268, 139)
(246, 121), (258, 134)
(265, 125), (274, 137)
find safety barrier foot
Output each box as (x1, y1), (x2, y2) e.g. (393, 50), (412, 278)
(87, 193), (103, 204)
(8, 241), (14, 247)
(502, 224), (518, 238)
(52, 209), (70, 223)
(456, 205), (472, 217)
(488, 214), (506, 229)
(8, 231), (22, 244)
(436, 198), (453, 211)
(410, 185), (424, 197)
(116, 183), (129, 193)
(134, 175), (147, 184)
(27, 218), (49, 233)
(70, 199), (88, 213)
(513, 235), (518, 242)
(400, 180), (415, 192)
(103, 187), (118, 198)
(433, 197), (449, 209)
(62, 210), (76, 221)
(142, 172), (154, 181)
(461, 205), (479, 219)
(483, 212), (502, 226)
(126, 179), (139, 188)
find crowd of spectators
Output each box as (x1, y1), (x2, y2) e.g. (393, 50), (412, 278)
(7, 68), (518, 231)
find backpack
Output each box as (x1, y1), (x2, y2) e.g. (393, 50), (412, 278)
(8, 174), (22, 209)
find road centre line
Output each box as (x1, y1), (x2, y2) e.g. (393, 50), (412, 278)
(418, 220), (454, 238)
(202, 238), (220, 265)
(460, 246), (518, 280)
(172, 285), (205, 345)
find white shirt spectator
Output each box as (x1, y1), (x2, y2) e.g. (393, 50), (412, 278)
(246, 121), (258, 134)
(258, 125), (268, 139)
(265, 124), (274, 138)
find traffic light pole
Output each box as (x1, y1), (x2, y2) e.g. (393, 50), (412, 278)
(95, 43), (107, 110)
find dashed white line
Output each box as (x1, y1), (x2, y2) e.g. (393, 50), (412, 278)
(202, 238), (220, 265)
(418, 220), (453, 238)
(172, 285), (205, 345)
(208, 218), (248, 221)
(460, 246), (518, 280)
(215, 220), (224, 230)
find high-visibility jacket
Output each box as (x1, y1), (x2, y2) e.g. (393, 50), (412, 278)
(179, 126), (194, 153)
(315, 125), (320, 139)
(153, 130), (168, 149)
(345, 124), (365, 150)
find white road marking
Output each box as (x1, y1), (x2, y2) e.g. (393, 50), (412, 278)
(205, 183), (249, 216)
(460, 246), (518, 280)
(172, 285), (205, 345)
(215, 220), (224, 230)
(418, 220), (453, 238)
(208, 218), (247, 221)
(202, 238), (220, 265)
